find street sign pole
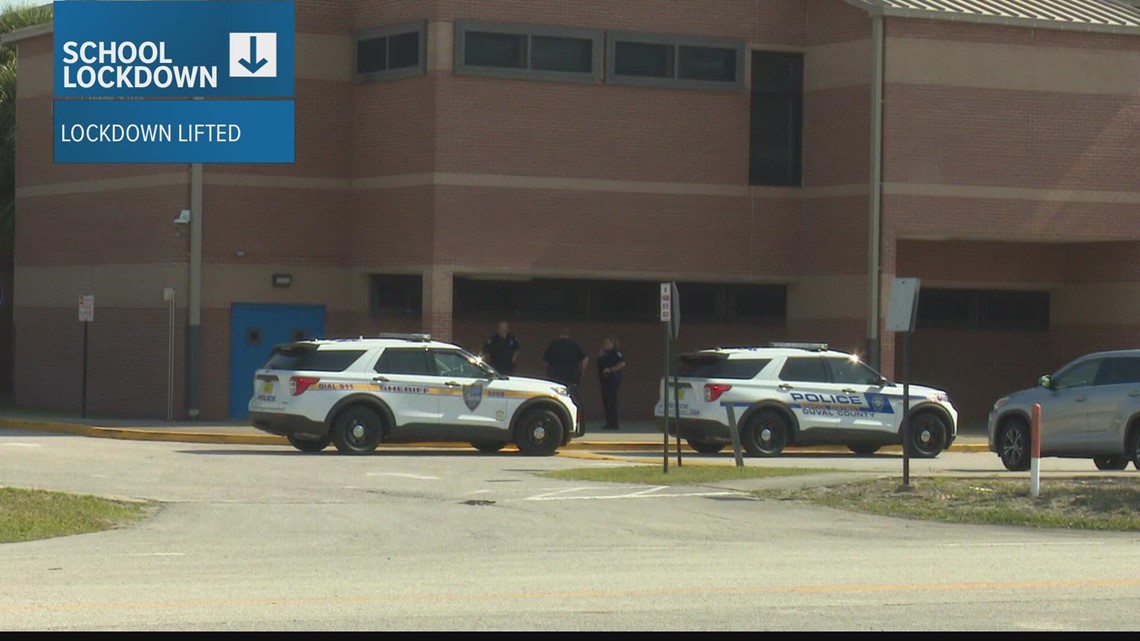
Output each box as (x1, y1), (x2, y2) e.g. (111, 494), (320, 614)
(725, 403), (744, 467)
(902, 330), (911, 486)
(81, 321), (88, 419)
(78, 294), (94, 419)
(660, 283), (672, 474)
(884, 278), (921, 489)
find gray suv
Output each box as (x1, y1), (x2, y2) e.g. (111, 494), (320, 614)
(988, 350), (1140, 471)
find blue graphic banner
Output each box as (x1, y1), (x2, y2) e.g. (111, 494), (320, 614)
(54, 100), (295, 163)
(54, 0), (295, 98)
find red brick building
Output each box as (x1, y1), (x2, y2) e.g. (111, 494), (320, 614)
(5, 0), (1139, 430)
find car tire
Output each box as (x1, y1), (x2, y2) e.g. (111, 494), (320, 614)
(287, 434), (330, 453)
(471, 440), (507, 453)
(908, 412), (949, 458)
(1093, 456), (1129, 471)
(742, 410), (788, 457)
(687, 439), (726, 454)
(847, 444), (880, 456)
(331, 406), (384, 455)
(999, 418), (1031, 472)
(515, 408), (564, 456)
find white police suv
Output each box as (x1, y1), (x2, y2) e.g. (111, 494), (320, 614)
(248, 334), (580, 455)
(654, 343), (958, 457)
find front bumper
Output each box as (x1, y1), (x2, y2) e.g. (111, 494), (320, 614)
(249, 411), (328, 439)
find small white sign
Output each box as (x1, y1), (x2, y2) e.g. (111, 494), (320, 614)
(660, 282), (672, 322)
(885, 278), (921, 333)
(78, 294), (94, 323)
(229, 32), (278, 78)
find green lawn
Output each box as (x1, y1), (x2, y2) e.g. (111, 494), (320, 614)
(541, 464), (830, 486)
(0, 487), (156, 543)
(757, 476), (1140, 531)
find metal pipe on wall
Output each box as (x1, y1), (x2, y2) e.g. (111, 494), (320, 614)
(187, 161), (202, 419)
(867, 14), (885, 369)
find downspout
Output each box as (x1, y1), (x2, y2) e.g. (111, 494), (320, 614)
(867, 13), (885, 369)
(187, 161), (202, 419)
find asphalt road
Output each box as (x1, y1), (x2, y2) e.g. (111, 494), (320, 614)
(1, 431), (1139, 631)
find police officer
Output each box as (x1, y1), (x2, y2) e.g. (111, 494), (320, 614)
(542, 329), (588, 433)
(481, 320), (520, 375)
(596, 335), (626, 430)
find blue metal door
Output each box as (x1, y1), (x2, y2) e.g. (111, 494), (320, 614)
(229, 303), (326, 418)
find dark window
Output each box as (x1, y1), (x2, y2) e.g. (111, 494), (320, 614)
(431, 350), (490, 378)
(374, 348), (431, 375)
(388, 31), (421, 69)
(1095, 357), (1140, 386)
(531, 35), (593, 73)
(264, 348), (366, 372)
(917, 289), (974, 329)
(465, 31), (528, 69)
(454, 278), (523, 320)
(370, 274), (422, 318)
(750, 51), (803, 186)
(524, 279), (588, 321)
(827, 358), (883, 386)
(678, 45), (736, 82)
(779, 357), (831, 383)
(355, 27), (422, 77)
(917, 288), (1049, 331)
(677, 282), (725, 323)
(728, 284), (787, 323)
(677, 355), (770, 380)
(356, 37), (387, 75)
(613, 41), (674, 78)
(590, 280), (658, 322)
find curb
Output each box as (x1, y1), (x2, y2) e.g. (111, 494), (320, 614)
(0, 417), (991, 453)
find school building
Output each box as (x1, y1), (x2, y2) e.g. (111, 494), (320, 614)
(4, 0), (1140, 430)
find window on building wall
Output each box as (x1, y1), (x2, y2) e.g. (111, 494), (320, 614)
(608, 33), (743, 89)
(677, 282), (725, 324)
(370, 274), (423, 318)
(355, 22), (427, 81)
(917, 288), (1050, 331)
(750, 51), (803, 186)
(589, 280), (659, 322)
(453, 278), (524, 320)
(727, 284), (787, 323)
(455, 21), (602, 82)
(524, 279), (588, 321)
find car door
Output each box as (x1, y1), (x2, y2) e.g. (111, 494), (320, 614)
(372, 348), (441, 434)
(825, 357), (898, 436)
(1040, 357), (1102, 455)
(1086, 356), (1140, 454)
(777, 356), (837, 437)
(429, 349), (510, 441)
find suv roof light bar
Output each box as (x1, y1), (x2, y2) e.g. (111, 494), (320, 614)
(769, 342), (829, 351)
(377, 333), (433, 342)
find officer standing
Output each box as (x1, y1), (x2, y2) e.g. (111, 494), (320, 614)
(481, 320), (520, 375)
(597, 335), (626, 430)
(542, 329), (588, 433)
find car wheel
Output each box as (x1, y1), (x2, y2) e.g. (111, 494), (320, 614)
(848, 444), (880, 456)
(999, 418), (1031, 471)
(471, 440), (507, 453)
(742, 410), (788, 457)
(1130, 429), (1140, 471)
(687, 439), (726, 454)
(1093, 456), (1129, 471)
(331, 406), (384, 455)
(287, 434), (330, 453)
(908, 412), (949, 458)
(515, 408), (564, 456)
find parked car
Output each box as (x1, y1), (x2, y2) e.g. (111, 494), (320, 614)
(248, 334), (579, 455)
(653, 342), (958, 457)
(988, 349), (1140, 471)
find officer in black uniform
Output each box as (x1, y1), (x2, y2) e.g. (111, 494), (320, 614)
(596, 335), (626, 430)
(481, 320), (520, 375)
(543, 329), (588, 433)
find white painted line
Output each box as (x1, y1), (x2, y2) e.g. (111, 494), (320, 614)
(463, 489), (493, 496)
(366, 472), (440, 481)
(625, 486), (668, 497)
(526, 487), (593, 500)
(2, 443), (41, 448)
(519, 490), (745, 502)
(126, 552), (186, 557)
(944, 541), (1106, 548)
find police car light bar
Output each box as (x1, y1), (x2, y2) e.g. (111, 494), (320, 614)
(377, 333), (433, 342)
(769, 342), (829, 351)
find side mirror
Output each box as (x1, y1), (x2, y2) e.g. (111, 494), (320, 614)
(879, 376), (891, 386)
(1038, 374), (1053, 390)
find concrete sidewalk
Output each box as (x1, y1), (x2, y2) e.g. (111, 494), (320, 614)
(0, 411), (990, 453)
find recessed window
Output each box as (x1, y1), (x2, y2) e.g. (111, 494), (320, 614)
(917, 288), (1050, 332)
(728, 284), (787, 324)
(677, 282), (725, 324)
(370, 274), (423, 318)
(608, 33), (743, 89)
(455, 21), (602, 82)
(750, 51), (803, 186)
(355, 22), (426, 81)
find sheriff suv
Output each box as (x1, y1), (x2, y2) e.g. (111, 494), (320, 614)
(248, 334), (579, 456)
(654, 343), (958, 457)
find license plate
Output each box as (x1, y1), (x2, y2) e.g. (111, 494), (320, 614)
(260, 381), (274, 395)
(678, 389), (686, 400)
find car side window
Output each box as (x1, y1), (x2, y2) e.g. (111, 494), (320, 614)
(1094, 357), (1140, 386)
(1052, 359), (1102, 390)
(430, 350), (487, 378)
(779, 357), (831, 383)
(827, 358), (882, 386)
(374, 349), (431, 375)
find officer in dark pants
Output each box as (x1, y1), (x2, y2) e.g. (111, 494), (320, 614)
(542, 329), (588, 434)
(481, 320), (519, 375)
(597, 335), (626, 430)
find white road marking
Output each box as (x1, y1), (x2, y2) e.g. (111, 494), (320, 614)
(527, 487), (592, 500)
(2, 443), (41, 448)
(626, 486), (668, 497)
(944, 541), (1106, 548)
(519, 490), (745, 502)
(126, 552), (186, 557)
(463, 489), (492, 496)
(366, 472), (440, 481)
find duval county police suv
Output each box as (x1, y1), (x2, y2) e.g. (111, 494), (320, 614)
(654, 342), (958, 457)
(248, 335), (580, 455)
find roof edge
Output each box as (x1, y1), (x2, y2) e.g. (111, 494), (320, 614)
(844, 0), (1140, 36)
(0, 22), (53, 46)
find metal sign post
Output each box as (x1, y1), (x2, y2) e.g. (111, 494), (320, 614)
(78, 294), (94, 418)
(725, 403), (745, 467)
(164, 288), (176, 422)
(885, 278), (921, 488)
(660, 283), (672, 473)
